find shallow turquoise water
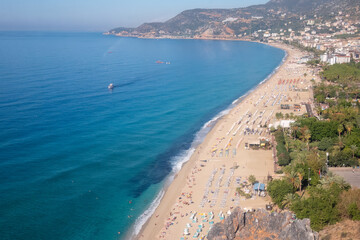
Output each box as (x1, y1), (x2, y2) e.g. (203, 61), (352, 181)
(0, 32), (284, 239)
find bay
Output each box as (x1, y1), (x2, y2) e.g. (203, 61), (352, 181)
(0, 32), (284, 240)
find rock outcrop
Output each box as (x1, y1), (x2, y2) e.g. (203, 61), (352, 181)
(207, 207), (318, 240)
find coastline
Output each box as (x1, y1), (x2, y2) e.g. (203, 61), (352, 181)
(129, 41), (313, 240)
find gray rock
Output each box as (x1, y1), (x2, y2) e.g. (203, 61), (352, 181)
(207, 207), (318, 240)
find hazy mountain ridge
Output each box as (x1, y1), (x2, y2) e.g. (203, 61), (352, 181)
(107, 0), (360, 39)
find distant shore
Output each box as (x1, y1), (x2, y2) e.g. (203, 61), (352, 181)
(127, 40), (314, 240)
(104, 32), (262, 43)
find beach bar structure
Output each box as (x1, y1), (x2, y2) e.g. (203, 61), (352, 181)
(248, 140), (260, 149)
(246, 138), (271, 150)
(294, 104), (301, 111)
(260, 138), (270, 148)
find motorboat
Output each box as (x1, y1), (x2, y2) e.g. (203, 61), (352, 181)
(108, 83), (114, 89)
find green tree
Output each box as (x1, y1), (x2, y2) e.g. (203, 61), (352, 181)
(329, 149), (357, 167)
(344, 129), (360, 150)
(275, 112), (284, 120)
(267, 179), (294, 208)
(309, 121), (338, 141)
(351, 145), (358, 158)
(307, 150), (326, 174)
(318, 137), (335, 151)
(248, 175), (257, 185)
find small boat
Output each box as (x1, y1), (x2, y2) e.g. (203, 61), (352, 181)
(108, 83), (114, 89)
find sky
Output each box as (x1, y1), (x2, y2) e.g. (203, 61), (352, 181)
(0, 0), (268, 32)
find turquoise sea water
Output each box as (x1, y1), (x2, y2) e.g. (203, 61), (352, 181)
(0, 32), (285, 240)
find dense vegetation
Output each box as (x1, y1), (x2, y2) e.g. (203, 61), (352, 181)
(268, 62), (360, 231)
(321, 62), (360, 84)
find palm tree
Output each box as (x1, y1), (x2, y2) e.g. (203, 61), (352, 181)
(284, 133), (290, 152)
(287, 171), (298, 189)
(300, 126), (311, 150)
(320, 174), (350, 190)
(351, 145), (358, 158)
(282, 193), (296, 209)
(337, 124), (344, 141)
(345, 122), (353, 135)
(291, 125), (299, 139)
(294, 177), (301, 191)
(297, 170), (304, 192)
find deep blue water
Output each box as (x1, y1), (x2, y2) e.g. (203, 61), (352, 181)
(0, 32), (284, 240)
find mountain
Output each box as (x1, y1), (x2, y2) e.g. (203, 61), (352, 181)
(106, 0), (360, 39)
(266, 0), (356, 13)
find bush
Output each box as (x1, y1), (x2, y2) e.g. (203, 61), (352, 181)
(291, 184), (342, 231)
(348, 202), (360, 220)
(337, 188), (360, 220)
(267, 179), (294, 208)
(236, 188), (252, 199)
(315, 93), (326, 103)
(278, 151), (291, 166)
(310, 171), (320, 186)
(275, 130), (291, 166)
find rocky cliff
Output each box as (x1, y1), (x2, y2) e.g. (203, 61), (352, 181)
(207, 207), (318, 240)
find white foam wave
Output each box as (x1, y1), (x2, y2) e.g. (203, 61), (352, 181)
(130, 189), (165, 238)
(128, 107), (233, 239)
(171, 148), (195, 174)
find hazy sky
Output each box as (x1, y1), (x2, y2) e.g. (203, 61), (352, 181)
(0, 0), (268, 32)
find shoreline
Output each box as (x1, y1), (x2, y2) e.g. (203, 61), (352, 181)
(129, 41), (312, 240)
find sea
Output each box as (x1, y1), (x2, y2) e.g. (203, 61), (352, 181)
(0, 32), (285, 240)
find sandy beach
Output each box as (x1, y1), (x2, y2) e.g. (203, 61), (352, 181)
(134, 42), (315, 240)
